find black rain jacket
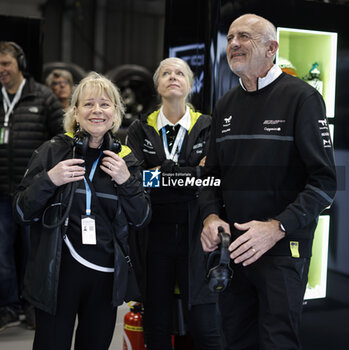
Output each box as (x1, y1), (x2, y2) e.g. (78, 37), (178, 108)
(0, 75), (64, 195)
(126, 109), (217, 307)
(13, 134), (151, 315)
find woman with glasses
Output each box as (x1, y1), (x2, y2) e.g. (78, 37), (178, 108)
(46, 69), (74, 111)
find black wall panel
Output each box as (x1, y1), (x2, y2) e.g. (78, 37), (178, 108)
(0, 14), (44, 81)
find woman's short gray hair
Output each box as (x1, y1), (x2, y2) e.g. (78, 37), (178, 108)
(63, 72), (125, 134)
(45, 69), (73, 87)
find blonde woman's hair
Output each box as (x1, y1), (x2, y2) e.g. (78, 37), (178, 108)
(63, 71), (125, 134)
(153, 57), (194, 91)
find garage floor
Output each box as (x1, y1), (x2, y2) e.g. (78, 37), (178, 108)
(1, 299), (349, 349)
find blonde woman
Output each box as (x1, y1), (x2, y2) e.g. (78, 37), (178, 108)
(126, 58), (221, 350)
(13, 72), (150, 350)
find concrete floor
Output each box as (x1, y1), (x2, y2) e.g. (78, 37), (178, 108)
(0, 303), (129, 350)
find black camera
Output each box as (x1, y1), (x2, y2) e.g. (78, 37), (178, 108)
(206, 226), (233, 293)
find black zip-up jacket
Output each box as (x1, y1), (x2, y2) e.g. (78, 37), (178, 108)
(0, 75), (64, 195)
(126, 109), (217, 306)
(13, 134), (151, 315)
(200, 73), (337, 257)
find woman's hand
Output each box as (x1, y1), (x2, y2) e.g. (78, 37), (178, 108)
(47, 159), (85, 186)
(199, 156), (206, 167)
(101, 150), (130, 184)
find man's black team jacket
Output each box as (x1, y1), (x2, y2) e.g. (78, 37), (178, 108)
(200, 72), (337, 258)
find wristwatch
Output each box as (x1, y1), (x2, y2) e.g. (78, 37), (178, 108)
(279, 221), (286, 233)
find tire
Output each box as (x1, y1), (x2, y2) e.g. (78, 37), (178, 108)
(42, 61), (87, 85)
(105, 65), (157, 126)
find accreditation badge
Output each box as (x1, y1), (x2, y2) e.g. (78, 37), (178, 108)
(81, 215), (97, 245)
(0, 126), (9, 144)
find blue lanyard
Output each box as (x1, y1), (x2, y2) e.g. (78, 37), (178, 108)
(83, 152), (102, 216)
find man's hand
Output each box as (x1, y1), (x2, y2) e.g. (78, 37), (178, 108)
(229, 219), (285, 266)
(201, 214), (231, 252)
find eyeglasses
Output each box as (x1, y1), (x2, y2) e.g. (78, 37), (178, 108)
(52, 80), (69, 87)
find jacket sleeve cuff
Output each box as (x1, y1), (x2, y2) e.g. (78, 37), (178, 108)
(200, 202), (221, 222)
(274, 208), (301, 235)
(116, 175), (142, 196)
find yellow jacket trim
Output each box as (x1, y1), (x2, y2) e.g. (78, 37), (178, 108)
(118, 145), (132, 158)
(147, 107), (202, 135)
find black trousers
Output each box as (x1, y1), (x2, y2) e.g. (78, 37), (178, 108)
(219, 255), (310, 350)
(144, 222), (221, 350)
(33, 245), (117, 350)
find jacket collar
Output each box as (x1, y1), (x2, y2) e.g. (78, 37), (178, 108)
(157, 105), (191, 131)
(239, 64), (282, 91)
(146, 107), (202, 135)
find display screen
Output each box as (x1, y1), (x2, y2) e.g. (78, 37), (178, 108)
(169, 43), (206, 110)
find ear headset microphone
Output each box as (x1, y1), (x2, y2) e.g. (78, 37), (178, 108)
(42, 130), (121, 229)
(206, 226), (234, 293)
(73, 130), (121, 159)
(8, 41), (27, 72)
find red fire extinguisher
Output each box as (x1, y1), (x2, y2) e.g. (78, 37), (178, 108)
(123, 303), (146, 350)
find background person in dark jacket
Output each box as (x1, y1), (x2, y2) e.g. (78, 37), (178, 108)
(200, 14), (337, 350)
(126, 57), (221, 350)
(0, 41), (63, 331)
(13, 72), (151, 350)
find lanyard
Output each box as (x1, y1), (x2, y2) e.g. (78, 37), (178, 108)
(2, 78), (26, 127)
(161, 125), (186, 162)
(83, 152), (102, 216)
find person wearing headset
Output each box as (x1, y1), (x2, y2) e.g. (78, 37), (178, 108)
(0, 41), (63, 331)
(12, 72), (151, 350)
(126, 57), (221, 350)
